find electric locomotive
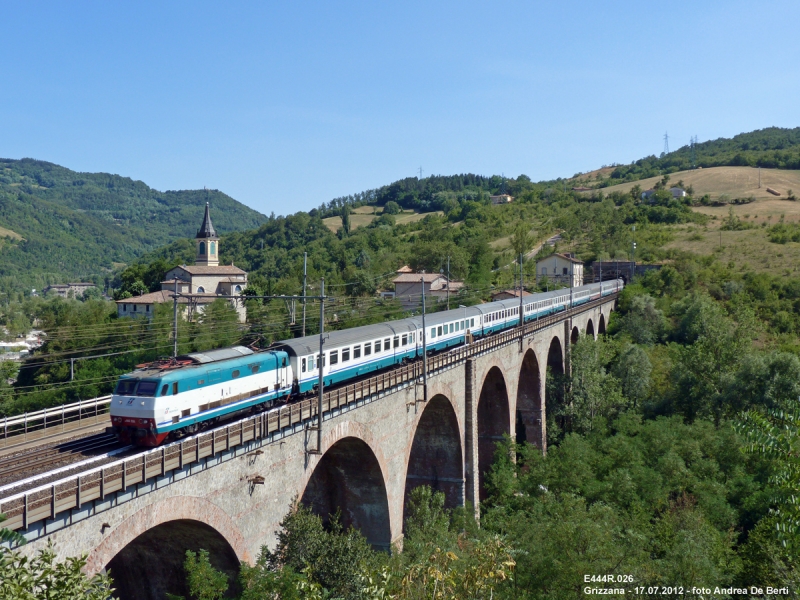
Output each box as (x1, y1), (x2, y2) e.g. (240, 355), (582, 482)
(110, 346), (292, 446)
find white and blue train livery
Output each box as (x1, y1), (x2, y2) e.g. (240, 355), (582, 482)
(110, 346), (292, 446)
(110, 279), (622, 446)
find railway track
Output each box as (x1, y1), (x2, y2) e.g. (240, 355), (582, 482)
(0, 432), (124, 486)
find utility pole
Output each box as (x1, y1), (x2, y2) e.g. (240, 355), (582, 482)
(316, 279), (325, 453)
(173, 294), (179, 358)
(519, 253), (524, 327)
(446, 256), (450, 310)
(421, 273), (428, 404)
(302, 252), (308, 337)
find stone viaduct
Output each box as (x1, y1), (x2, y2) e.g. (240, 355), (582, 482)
(7, 298), (615, 600)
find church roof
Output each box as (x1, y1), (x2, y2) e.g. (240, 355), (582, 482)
(196, 202), (218, 239)
(168, 265), (246, 276)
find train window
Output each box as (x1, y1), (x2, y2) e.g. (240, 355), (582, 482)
(384, 338), (391, 351)
(450, 323), (454, 333)
(411, 333), (415, 343)
(250, 364), (260, 374)
(342, 348), (350, 362)
(393, 336), (399, 348)
(471, 318), (475, 327)
(354, 345), (361, 359)
(172, 382), (179, 395)
(161, 384), (169, 396)
(330, 350), (339, 365)
(232, 370), (240, 378)
(402, 334), (407, 345)
(282, 358), (287, 367)
(309, 355), (315, 370)
(197, 379), (205, 386)
(302, 358), (307, 373)
(115, 379), (137, 396)
(430, 328), (436, 338)
(364, 342), (372, 356)
(437, 326), (443, 336)
(137, 381), (158, 397)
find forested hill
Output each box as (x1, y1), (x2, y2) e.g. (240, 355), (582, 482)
(595, 126), (800, 187)
(0, 158), (266, 295)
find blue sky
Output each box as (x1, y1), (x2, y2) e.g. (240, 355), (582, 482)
(2, 1), (798, 215)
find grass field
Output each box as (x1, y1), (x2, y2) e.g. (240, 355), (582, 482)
(664, 220), (800, 276)
(0, 225), (23, 240)
(588, 166), (800, 203)
(322, 209), (443, 232)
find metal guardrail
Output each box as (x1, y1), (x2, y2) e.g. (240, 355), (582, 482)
(0, 293), (617, 532)
(1, 396), (112, 448)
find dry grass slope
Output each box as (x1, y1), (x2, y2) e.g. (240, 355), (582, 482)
(592, 166), (800, 202)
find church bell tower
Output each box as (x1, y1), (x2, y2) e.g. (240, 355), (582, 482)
(196, 202), (219, 267)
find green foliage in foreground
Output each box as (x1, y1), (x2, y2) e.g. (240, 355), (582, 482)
(0, 539), (115, 600)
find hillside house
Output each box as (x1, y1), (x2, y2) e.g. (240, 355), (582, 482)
(491, 289), (533, 301)
(490, 194), (514, 205)
(43, 283), (96, 299)
(641, 187), (687, 202)
(535, 253), (584, 287)
(392, 271), (464, 310)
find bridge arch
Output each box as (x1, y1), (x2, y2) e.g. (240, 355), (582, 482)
(301, 435), (392, 550)
(515, 349), (542, 449)
(586, 318), (595, 339)
(570, 325), (579, 345)
(404, 394), (463, 524)
(90, 496), (248, 600)
(598, 313), (606, 334)
(477, 366), (510, 500)
(546, 335), (565, 436)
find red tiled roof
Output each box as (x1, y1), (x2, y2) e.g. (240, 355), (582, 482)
(170, 265), (246, 275)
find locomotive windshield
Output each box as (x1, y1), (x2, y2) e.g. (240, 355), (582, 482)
(115, 379), (138, 396)
(136, 381), (159, 397)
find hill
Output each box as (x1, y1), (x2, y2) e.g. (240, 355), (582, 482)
(569, 126), (800, 189)
(587, 166), (800, 203)
(0, 158), (266, 296)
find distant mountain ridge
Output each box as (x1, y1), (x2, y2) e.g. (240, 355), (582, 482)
(0, 158), (266, 296)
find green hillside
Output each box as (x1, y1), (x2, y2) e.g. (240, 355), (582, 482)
(0, 158), (266, 296)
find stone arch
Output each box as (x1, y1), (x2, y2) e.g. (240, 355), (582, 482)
(586, 318), (595, 339)
(477, 366), (510, 500)
(571, 325), (579, 345)
(404, 394), (463, 524)
(90, 496), (247, 600)
(301, 436), (392, 550)
(598, 313), (606, 334)
(515, 349), (542, 449)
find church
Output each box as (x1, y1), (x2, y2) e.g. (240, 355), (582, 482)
(116, 204), (248, 322)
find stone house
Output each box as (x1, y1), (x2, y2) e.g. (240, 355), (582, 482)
(535, 253), (584, 287)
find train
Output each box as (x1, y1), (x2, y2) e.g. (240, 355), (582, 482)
(110, 279), (623, 446)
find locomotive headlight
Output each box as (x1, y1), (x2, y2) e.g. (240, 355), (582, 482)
(140, 401), (145, 406)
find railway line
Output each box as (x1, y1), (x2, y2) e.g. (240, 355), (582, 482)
(0, 432), (126, 490)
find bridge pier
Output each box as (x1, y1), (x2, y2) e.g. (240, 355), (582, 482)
(464, 359), (479, 519)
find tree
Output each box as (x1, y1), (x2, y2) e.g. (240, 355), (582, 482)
(0, 539), (115, 600)
(383, 201), (400, 215)
(180, 549), (229, 600)
(510, 223), (533, 259)
(341, 204), (351, 236)
(737, 399), (800, 555)
(620, 294), (665, 344)
(613, 344), (652, 408)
